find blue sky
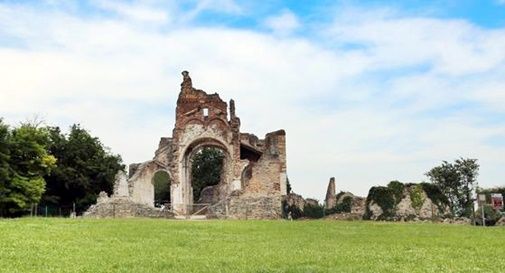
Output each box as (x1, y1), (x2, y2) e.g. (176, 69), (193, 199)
(1, 0), (505, 199)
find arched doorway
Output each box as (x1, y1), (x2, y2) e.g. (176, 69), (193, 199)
(152, 170), (171, 208)
(181, 138), (230, 213)
(191, 147), (225, 203)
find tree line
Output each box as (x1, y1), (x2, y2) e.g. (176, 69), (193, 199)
(0, 119), (123, 217)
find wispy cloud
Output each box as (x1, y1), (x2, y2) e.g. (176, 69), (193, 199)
(263, 9), (300, 35)
(1, 1), (505, 199)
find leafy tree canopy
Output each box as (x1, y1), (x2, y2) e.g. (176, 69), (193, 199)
(426, 158), (479, 217)
(191, 147), (224, 202)
(41, 125), (124, 214)
(0, 120), (56, 216)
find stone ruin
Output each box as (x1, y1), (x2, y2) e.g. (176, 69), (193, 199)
(324, 177), (366, 217)
(84, 171), (174, 218)
(364, 183), (452, 221)
(85, 71), (288, 219)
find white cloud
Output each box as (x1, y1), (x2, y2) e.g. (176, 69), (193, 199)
(92, 0), (170, 24)
(1, 3), (505, 200)
(263, 9), (300, 35)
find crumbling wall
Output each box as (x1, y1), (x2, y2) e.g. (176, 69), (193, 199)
(324, 177), (336, 209)
(83, 172), (174, 218)
(364, 183), (451, 221)
(83, 193), (173, 219)
(208, 194), (282, 220)
(121, 71), (288, 219)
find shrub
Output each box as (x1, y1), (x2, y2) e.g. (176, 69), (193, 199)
(420, 182), (449, 213)
(387, 181), (405, 205)
(364, 186), (396, 220)
(303, 203), (324, 219)
(475, 205), (502, 226)
(281, 200), (303, 219)
(410, 184), (425, 211)
(327, 196), (353, 214)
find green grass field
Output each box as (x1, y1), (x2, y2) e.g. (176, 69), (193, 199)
(0, 218), (504, 273)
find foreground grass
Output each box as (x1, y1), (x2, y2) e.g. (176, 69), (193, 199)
(0, 218), (504, 273)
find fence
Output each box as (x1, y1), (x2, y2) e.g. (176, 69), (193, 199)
(28, 203), (77, 217)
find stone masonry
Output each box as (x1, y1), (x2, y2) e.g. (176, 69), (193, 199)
(86, 71), (288, 219)
(324, 177), (336, 209)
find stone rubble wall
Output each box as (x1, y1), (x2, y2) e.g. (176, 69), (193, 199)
(83, 195), (174, 219)
(350, 196), (366, 215)
(366, 185), (451, 221)
(208, 194), (282, 220)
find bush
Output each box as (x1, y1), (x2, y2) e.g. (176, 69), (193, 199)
(364, 186), (396, 220)
(475, 205), (502, 226)
(281, 200), (303, 219)
(410, 184), (425, 211)
(336, 196), (352, 213)
(303, 203), (324, 219)
(420, 182), (449, 213)
(387, 181), (405, 205)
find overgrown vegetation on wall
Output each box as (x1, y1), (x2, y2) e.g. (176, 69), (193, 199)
(419, 182), (449, 213)
(364, 181), (449, 220)
(303, 203), (325, 219)
(410, 184), (425, 211)
(364, 186), (396, 220)
(326, 195), (353, 214)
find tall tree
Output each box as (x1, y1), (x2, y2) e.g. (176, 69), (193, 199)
(41, 125), (124, 214)
(0, 120), (10, 186)
(191, 147), (224, 202)
(454, 158), (479, 216)
(426, 158), (479, 217)
(0, 120), (56, 216)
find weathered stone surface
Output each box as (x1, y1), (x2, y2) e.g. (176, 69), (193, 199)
(350, 196), (366, 215)
(208, 194), (282, 220)
(305, 198), (319, 207)
(336, 192), (354, 204)
(283, 193), (306, 211)
(366, 184), (451, 221)
(368, 202), (383, 220)
(83, 193), (174, 218)
(113, 171), (129, 197)
(86, 71), (288, 219)
(197, 186), (218, 204)
(324, 177), (336, 209)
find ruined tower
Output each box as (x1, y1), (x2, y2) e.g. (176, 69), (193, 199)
(325, 177), (336, 209)
(123, 71), (288, 219)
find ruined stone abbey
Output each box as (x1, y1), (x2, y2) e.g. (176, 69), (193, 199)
(86, 71), (287, 219)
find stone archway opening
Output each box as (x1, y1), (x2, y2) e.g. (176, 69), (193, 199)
(152, 170), (171, 208)
(182, 138), (231, 213)
(190, 147), (225, 203)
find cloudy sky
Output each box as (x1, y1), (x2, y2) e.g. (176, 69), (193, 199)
(1, 0), (505, 199)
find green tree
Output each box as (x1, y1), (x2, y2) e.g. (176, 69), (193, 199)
(0, 120), (10, 187)
(0, 120), (56, 216)
(41, 125), (124, 214)
(454, 158), (479, 216)
(191, 147), (224, 202)
(426, 158), (479, 217)
(153, 171), (171, 206)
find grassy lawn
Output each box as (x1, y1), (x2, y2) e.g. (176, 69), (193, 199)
(0, 218), (504, 273)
